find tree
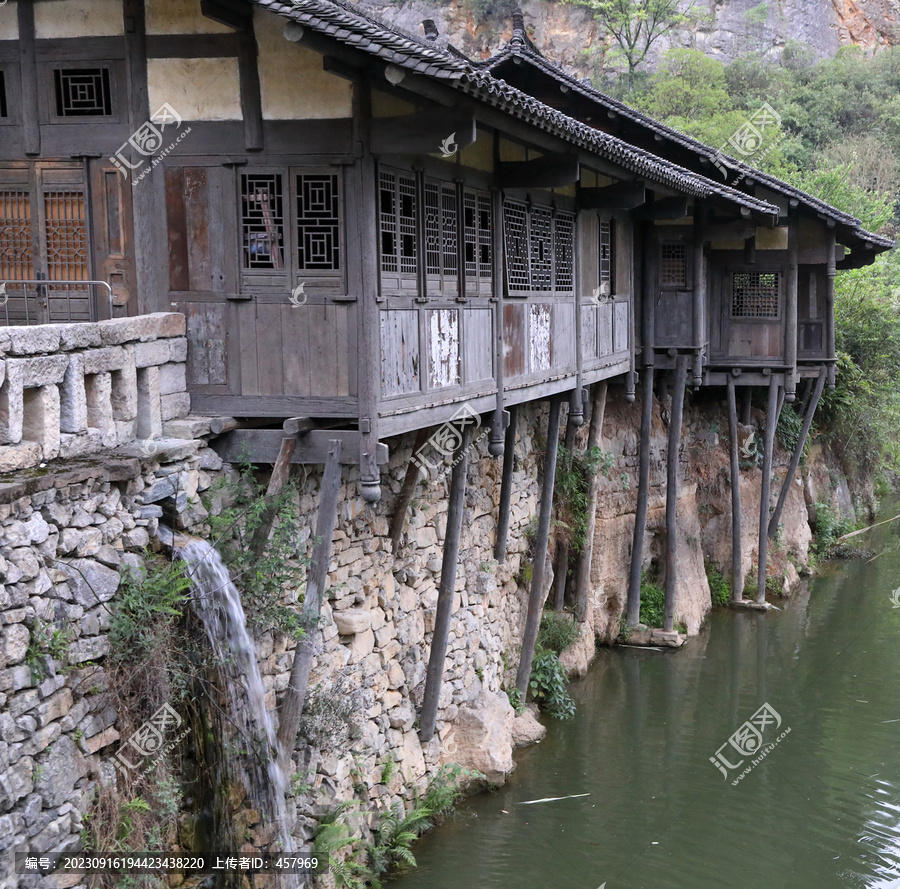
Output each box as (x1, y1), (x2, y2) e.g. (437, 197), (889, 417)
(566, 0), (701, 85)
(641, 49), (731, 120)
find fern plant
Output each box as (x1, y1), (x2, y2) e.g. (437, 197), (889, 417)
(366, 802), (433, 886)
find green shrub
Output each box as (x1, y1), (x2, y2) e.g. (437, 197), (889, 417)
(811, 501), (855, 555)
(555, 446), (615, 553)
(639, 571), (666, 628)
(529, 649), (575, 719)
(775, 402), (807, 457)
(537, 611), (579, 654)
(706, 562), (731, 606)
(419, 764), (483, 818)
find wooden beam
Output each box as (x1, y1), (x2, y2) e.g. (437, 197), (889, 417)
(640, 221), (655, 366)
(768, 365), (825, 539)
(322, 56), (363, 82)
(389, 427), (430, 553)
(238, 23), (264, 151)
(631, 197), (689, 221)
(18, 0), (40, 155)
(200, 0), (248, 29)
(626, 366), (653, 626)
(488, 177), (506, 457)
(516, 395), (563, 697)
(579, 181), (646, 211)
(756, 380), (781, 603)
(277, 439), (342, 764)
(727, 377), (743, 602)
(213, 429), (388, 465)
(664, 357), (688, 633)
(249, 436), (296, 558)
(419, 424), (471, 742)
(574, 380), (607, 623)
(692, 207), (706, 387)
(553, 404), (579, 611)
(826, 229), (837, 389)
(784, 215), (799, 401)
(494, 405), (519, 562)
(370, 109), (477, 156)
(499, 154), (579, 189)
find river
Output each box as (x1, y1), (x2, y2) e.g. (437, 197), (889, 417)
(393, 515), (900, 889)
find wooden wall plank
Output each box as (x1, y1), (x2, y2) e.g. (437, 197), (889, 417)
(184, 167), (213, 292)
(380, 309), (420, 398)
(281, 300), (311, 397)
(255, 302), (285, 395)
(165, 167), (190, 292)
(464, 307), (493, 382)
(503, 303), (525, 378)
(185, 302), (227, 386)
(427, 308), (460, 389)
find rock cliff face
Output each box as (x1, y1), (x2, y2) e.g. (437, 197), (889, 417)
(366, 0), (899, 78)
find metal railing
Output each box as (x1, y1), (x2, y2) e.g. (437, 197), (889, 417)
(0, 280), (114, 326)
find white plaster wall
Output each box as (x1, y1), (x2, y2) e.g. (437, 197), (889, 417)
(254, 9), (353, 119)
(0, 3), (18, 41)
(147, 58), (241, 121)
(34, 0), (124, 38)
(146, 0), (232, 34)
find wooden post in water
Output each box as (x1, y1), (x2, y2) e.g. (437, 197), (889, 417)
(574, 381), (608, 623)
(494, 405), (518, 562)
(727, 376), (743, 602)
(767, 365), (826, 539)
(419, 424), (472, 742)
(277, 439), (342, 763)
(553, 403), (579, 611)
(664, 357), (688, 633)
(756, 380), (781, 604)
(516, 395), (563, 697)
(627, 367), (654, 627)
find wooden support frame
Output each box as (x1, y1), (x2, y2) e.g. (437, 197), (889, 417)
(277, 439), (343, 763)
(626, 366), (654, 627)
(631, 197), (689, 221)
(419, 424), (471, 742)
(499, 153), (579, 189)
(768, 365), (826, 538)
(249, 436), (296, 557)
(579, 182), (646, 211)
(494, 405), (519, 562)
(664, 357), (688, 633)
(370, 109), (477, 156)
(574, 381), (608, 623)
(213, 429), (388, 465)
(727, 377), (743, 601)
(389, 427), (430, 552)
(553, 403), (579, 611)
(516, 395), (563, 696)
(756, 380), (781, 603)
(17, 0), (40, 156)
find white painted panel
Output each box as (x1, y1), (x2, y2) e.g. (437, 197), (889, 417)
(0, 3), (18, 40)
(147, 58), (241, 121)
(428, 309), (460, 389)
(35, 0), (123, 37)
(255, 10), (352, 120)
(146, 0), (232, 35)
(529, 304), (551, 372)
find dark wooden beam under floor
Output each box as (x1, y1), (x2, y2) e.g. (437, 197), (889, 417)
(663, 357), (688, 634)
(727, 377), (744, 602)
(755, 380), (782, 604)
(494, 405), (519, 562)
(626, 367), (654, 627)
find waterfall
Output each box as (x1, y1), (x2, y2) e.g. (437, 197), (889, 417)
(174, 536), (295, 872)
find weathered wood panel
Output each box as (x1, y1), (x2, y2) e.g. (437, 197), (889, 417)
(281, 301), (312, 397)
(503, 303), (526, 378)
(184, 168), (213, 293)
(614, 301), (629, 353)
(581, 305), (598, 360)
(654, 290), (692, 348)
(381, 309), (419, 397)
(255, 302), (285, 395)
(552, 302), (575, 369)
(530, 304), (552, 372)
(427, 308), (460, 389)
(464, 308), (493, 382)
(184, 302), (228, 386)
(598, 302), (613, 356)
(728, 322), (783, 359)
(165, 167), (190, 292)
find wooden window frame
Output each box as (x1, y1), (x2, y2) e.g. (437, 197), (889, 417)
(42, 60), (124, 124)
(0, 66), (19, 126)
(503, 197), (576, 297)
(729, 267), (783, 321)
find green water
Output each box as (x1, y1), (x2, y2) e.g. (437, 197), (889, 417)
(393, 518), (900, 889)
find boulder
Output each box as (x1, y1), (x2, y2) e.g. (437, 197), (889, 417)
(446, 691), (515, 783)
(511, 707), (546, 748)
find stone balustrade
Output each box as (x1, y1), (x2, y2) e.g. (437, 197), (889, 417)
(0, 314), (190, 473)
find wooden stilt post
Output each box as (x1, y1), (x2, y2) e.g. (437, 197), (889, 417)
(574, 381), (608, 623)
(553, 402), (579, 611)
(515, 395), (563, 697)
(249, 436), (296, 558)
(740, 387), (752, 425)
(756, 380), (781, 604)
(419, 425), (472, 742)
(664, 357), (688, 634)
(727, 376), (743, 602)
(768, 365), (826, 538)
(389, 427), (430, 553)
(826, 229), (837, 389)
(627, 367), (654, 627)
(494, 405), (518, 562)
(277, 439), (343, 762)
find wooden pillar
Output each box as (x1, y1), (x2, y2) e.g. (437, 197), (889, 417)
(626, 366), (654, 627)
(768, 365), (826, 538)
(574, 381), (608, 622)
(419, 425), (471, 742)
(692, 208), (706, 387)
(785, 215), (799, 402)
(18, 0), (40, 156)
(277, 440), (342, 761)
(740, 387), (752, 425)
(389, 427), (430, 552)
(494, 405), (518, 562)
(553, 404), (579, 611)
(664, 357), (688, 633)
(756, 379), (781, 604)
(640, 222), (655, 367)
(825, 228), (837, 389)
(727, 377), (743, 602)
(489, 183), (506, 456)
(249, 436), (296, 558)
(515, 395), (563, 697)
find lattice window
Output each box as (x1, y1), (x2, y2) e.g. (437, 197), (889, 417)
(732, 271), (780, 318)
(296, 173), (340, 271)
(599, 219), (614, 290)
(0, 71), (7, 119)
(379, 169), (418, 280)
(54, 68), (112, 117)
(380, 170), (398, 274)
(477, 195), (491, 279)
(0, 190), (33, 282)
(398, 173), (417, 276)
(441, 184), (457, 278)
(424, 181), (441, 276)
(504, 200), (529, 292)
(463, 190), (492, 290)
(660, 242), (687, 286)
(43, 192), (88, 281)
(423, 179), (457, 289)
(241, 174), (284, 270)
(530, 206), (552, 292)
(554, 212), (574, 292)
